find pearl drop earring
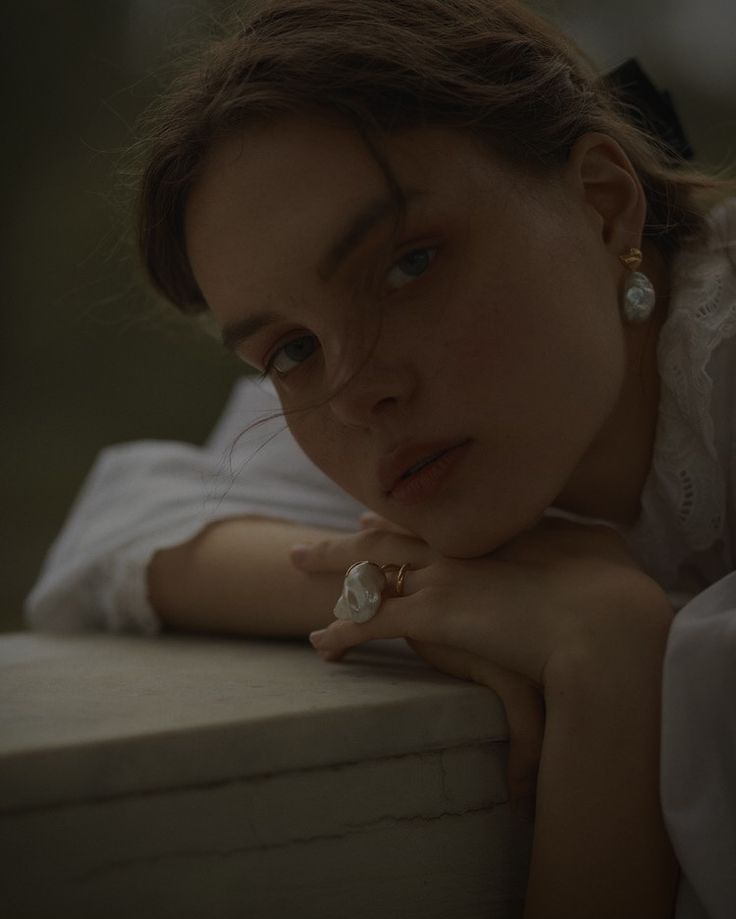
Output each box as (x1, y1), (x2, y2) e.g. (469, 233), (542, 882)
(619, 247), (656, 323)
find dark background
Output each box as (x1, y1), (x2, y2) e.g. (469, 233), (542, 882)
(4, 0), (735, 631)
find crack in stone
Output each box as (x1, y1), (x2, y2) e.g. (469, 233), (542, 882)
(3, 739), (507, 818)
(437, 749), (450, 802)
(73, 802), (502, 885)
(344, 801), (499, 832)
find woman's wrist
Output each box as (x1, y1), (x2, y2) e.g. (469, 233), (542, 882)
(542, 571), (674, 694)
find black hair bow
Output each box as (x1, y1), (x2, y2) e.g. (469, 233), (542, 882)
(602, 58), (694, 162)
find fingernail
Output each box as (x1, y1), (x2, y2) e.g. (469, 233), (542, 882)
(290, 544), (308, 563)
(309, 629), (327, 648)
(359, 512), (380, 527)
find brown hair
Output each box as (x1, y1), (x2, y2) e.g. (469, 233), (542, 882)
(137, 0), (729, 316)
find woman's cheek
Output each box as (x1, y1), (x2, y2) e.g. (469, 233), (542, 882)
(286, 413), (357, 490)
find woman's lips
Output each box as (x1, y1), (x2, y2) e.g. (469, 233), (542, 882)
(377, 439), (468, 494)
(389, 441), (471, 505)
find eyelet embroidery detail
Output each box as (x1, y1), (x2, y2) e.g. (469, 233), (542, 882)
(625, 202), (736, 589)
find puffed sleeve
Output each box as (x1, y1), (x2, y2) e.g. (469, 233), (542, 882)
(661, 570), (736, 919)
(23, 377), (367, 634)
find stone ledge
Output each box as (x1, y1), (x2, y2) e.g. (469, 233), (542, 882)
(0, 632), (532, 918)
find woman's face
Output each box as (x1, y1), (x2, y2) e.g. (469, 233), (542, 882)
(185, 114), (630, 556)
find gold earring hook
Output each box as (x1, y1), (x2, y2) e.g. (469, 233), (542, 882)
(618, 247), (642, 271)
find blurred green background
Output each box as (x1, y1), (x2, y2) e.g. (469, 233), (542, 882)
(4, 0), (735, 632)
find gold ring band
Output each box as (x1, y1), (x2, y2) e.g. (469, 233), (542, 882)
(395, 563), (410, 596)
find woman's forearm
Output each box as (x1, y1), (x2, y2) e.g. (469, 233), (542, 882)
(147, 516), (348, 636)
(524, 628), (679, 919)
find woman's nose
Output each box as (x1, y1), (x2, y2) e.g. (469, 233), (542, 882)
(326, 345), (416, 429)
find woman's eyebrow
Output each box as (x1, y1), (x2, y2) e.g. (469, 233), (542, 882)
(221, 310), (283, 354)
(317, 187), (424, 281)
(220, 188), (426, 353)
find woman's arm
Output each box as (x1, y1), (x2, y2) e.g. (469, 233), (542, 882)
(24, 378), (365, 634)
(147, 516), (350, 636)
(525, 624), (679, 919)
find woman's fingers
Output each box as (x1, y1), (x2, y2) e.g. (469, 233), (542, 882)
(417, 642), (544, 805)
(309, 588), (423, 657)
(291, 526), (434, 574)
(407, 639), (544, 812)
(489, 668), (544, 808)
(308, 609), (402, 658)
(310, 621), (544, 809)
(359, 512), (417, 537)
(307, 565), (545, 810)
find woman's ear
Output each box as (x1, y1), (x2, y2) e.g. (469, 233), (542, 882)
(563, 132), (647, 255)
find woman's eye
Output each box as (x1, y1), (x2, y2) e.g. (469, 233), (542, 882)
(262, 334), (319, 379)
(385, 246), (438, 291)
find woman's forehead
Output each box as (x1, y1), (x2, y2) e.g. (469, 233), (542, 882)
(183, 114), (540, 321)
(187, 115), (509, 232)
(185, 118), (388, 272)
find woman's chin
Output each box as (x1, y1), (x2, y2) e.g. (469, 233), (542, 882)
(425, 529), (505, 559)
(425, 512), (545, 558)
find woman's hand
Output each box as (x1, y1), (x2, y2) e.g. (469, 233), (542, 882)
(295, 514), (673, 687)
(291, 512), (546, 809)
(291, 513), (674, 807)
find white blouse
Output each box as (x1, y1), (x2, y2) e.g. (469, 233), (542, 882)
(23, 380), (367, 634)
(24, 200), (736, 919)
(624, 198), (736, 601)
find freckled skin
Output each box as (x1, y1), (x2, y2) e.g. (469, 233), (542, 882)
(185, 114), (665, 557)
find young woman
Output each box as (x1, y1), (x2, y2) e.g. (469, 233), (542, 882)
(26, 1), (736, 916)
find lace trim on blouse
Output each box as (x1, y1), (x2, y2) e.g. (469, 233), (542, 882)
(625, 200), (736, 587)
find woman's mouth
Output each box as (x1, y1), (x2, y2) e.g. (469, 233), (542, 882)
(389, 441), (471, 505)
